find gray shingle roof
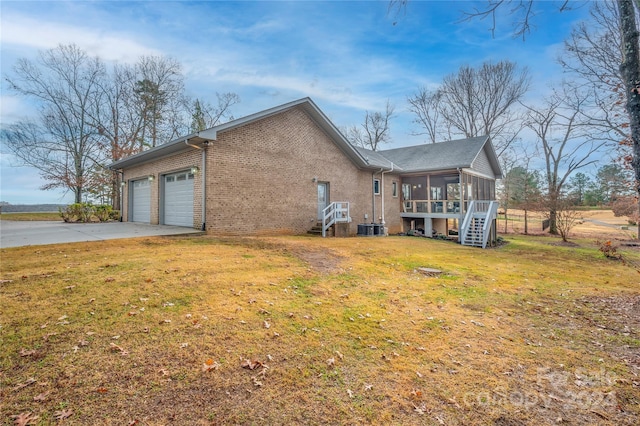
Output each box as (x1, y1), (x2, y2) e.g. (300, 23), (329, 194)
(356, 136), (499, 175)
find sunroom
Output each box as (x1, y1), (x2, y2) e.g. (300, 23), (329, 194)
(400, 171), (496, 238)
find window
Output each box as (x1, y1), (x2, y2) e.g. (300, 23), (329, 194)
(176, 174), (187, 181)
(166, 176), (174, 183)
(392, 181), (398, 197)
(373, 179), (380, 195)
(402, 183), (411, 200)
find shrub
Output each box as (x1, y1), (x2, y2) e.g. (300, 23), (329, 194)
(95, 205), (113, 222)
(612, 195), (639, 225)
(597, 240), (621, 260)
(60, 203), (118, 223)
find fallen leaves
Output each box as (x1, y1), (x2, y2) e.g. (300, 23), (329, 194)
(53, 409), (73, 420)
(109, 342), (129, 356)
(13, 377), (36, 391)
(241, 359), (265, 370)
(19, 348), (36, 357)
(202, 359), (220, 372)
(11, 412), (39, 426)
(33, 391), (50, 402)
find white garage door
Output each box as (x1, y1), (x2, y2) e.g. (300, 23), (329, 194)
(163, 171), (194, 227)
(131, 179), (151, 223)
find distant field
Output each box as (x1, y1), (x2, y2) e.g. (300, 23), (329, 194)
(0, 212), (62, 221)
(499, 209), (636, 240)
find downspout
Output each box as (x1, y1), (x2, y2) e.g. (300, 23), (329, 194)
(184, 139), (206, 231)
(373, 170), (382, 223)
(457, 167), (463, 231)
(118, 170), (124, 222)
(201, 141), (208, 231)
(380, 161), (395, 226)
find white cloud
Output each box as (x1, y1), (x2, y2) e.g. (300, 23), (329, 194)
(0, 14), (160, 63)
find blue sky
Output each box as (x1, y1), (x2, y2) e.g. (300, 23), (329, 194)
(0, 0), (590, 204)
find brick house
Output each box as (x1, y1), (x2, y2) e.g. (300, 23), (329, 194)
(109, 98), (502, 246)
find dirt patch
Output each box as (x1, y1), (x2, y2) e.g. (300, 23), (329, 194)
(548, 240), (581, 248)
(285, 244), (344, 274)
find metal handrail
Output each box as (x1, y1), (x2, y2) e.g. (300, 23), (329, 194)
(322, 202), (350, 237)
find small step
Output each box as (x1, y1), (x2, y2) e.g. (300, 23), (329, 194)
(308, 223), (332, 236)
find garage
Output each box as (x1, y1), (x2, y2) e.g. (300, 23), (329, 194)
(163, 171), (194, 227)
(130, 178), (151, 223)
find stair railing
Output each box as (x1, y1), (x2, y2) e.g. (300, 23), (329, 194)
(480, 201), (499, 248)
(459, 200), (475, 245)
(322, 202), (351, 237)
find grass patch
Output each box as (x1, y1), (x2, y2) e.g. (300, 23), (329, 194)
(0, 212), (62, 221)
(1, 234), (639, 425)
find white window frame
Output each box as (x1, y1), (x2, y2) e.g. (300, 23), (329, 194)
(373, 179), (381, 195)
(392, 181), (398, 197)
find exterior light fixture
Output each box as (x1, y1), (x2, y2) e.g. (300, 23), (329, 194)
(190, 166), (199, 174)
(148, 175), (155, 181)
(312, 177), (318, 182)
(120, 181), (126, 187)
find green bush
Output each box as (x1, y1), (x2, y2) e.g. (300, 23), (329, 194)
(59, 203), (118, 223)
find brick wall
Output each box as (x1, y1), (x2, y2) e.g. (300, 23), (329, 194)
(205, 106), (400, 235)
(121, 149), (203, 228)
(120, 105), (403, 235)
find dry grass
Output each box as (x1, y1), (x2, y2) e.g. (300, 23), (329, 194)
(0, 213), (62, 222)
(1, 234), (639, 425)
(500, 209), (637, 241)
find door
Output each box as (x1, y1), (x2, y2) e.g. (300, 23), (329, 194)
(317, 182), (329, 220)
(131, 179), (151, 223)
(163, 171), (194, 227)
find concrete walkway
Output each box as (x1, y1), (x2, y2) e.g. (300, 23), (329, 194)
(0, 221), (202, 248)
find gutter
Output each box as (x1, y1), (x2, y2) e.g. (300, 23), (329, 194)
(184, 138), (208, 231)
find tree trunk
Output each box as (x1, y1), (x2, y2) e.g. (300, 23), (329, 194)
(549, 209), (557, 234)
(504, 209), (509, 233)
(524, 209), (529, 235)
(618, 0), (640, 240)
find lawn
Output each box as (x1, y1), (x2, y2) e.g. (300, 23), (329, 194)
(0, 213), (62, 222)
(1, 234), (639, 425)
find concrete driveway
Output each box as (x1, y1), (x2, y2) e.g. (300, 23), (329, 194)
(0, 221), (203, 248)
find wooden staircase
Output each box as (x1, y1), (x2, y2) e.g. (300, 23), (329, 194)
(462, 216), (486, 247)
(460, 201), (498, 248)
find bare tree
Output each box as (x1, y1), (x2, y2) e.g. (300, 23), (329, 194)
(391, 0), (640, 239)
(618, 0), (640, 239)
(499, 142), (540, 234)
(346, 100), (395, 151)
(407, 61), (529, 155)
(524, 83), (606, 234)
(187, 93), (241, 133)
(134, 55), (185, 148)
(2, 44), (105, 203)
(407, 87), (446, 143)
(553, 199), (582, 242)
(90, 63), (147, 208)
(560, 2), (631, 157)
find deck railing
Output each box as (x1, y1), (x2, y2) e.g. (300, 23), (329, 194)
(402, 200), (464, 214)
(322, 202), (350, 237)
